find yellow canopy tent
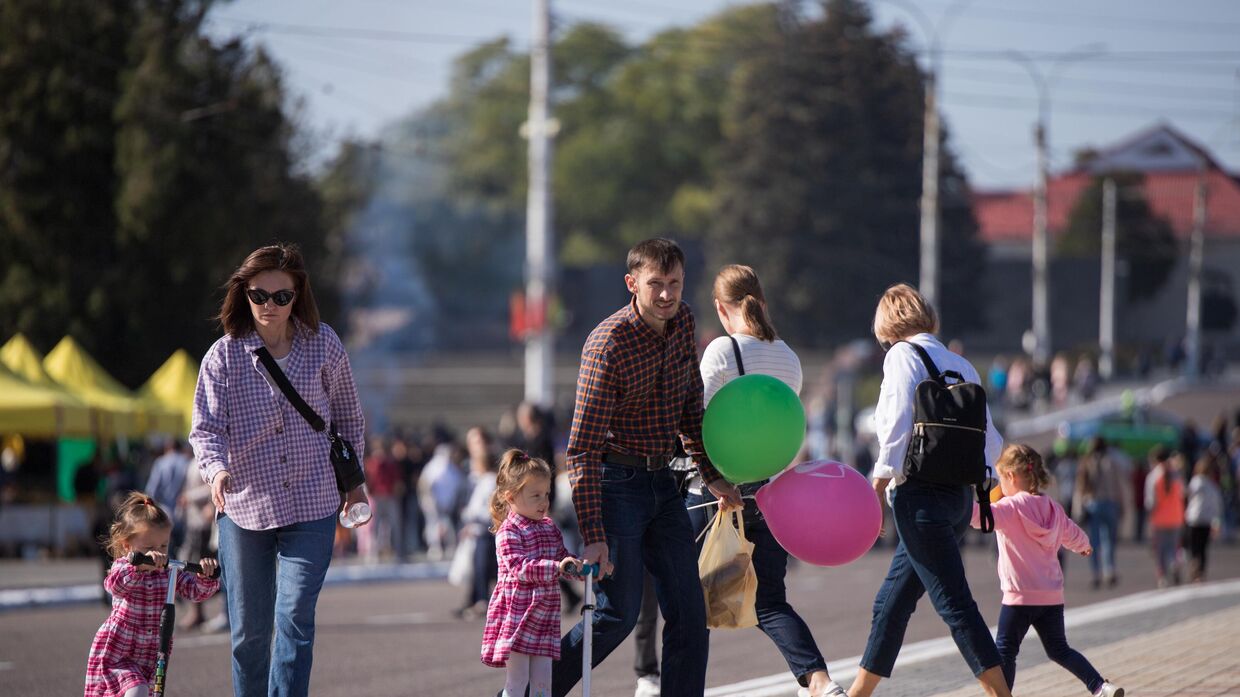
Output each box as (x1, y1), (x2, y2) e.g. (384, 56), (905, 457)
(41, 337), (182, 437)
(0, 361), (95, 437)
(139, 349), (200, 436)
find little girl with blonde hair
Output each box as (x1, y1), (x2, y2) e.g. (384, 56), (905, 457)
(480, 450), (580, 697)
(972, 445), (1124, 697)
(85, 492), (219, 697)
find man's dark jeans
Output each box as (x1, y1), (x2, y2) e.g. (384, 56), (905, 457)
(553, 465), (708, 697)
(861, 478), (1002, 678)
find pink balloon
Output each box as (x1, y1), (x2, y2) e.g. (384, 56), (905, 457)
(756, 460), (881, 566)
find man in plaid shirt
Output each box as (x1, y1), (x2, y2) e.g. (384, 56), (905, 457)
(551, 238), (742, 697)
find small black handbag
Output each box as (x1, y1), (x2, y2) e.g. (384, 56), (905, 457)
(256, 347), (366, 493)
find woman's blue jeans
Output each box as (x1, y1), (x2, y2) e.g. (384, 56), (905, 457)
(860, 478), (1002, 678)
(686, 486), (829, 687)
(1084, 500), (1120, 581)
(217, 513), (335, 697)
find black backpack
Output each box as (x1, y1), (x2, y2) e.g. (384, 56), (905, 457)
(900, 341), (995, 533)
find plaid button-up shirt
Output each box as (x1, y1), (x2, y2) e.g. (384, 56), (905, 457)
(566, 299), (720, 546)
(190, 321), (365, 530)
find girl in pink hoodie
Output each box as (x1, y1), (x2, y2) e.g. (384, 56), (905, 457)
(972, 445), (1125, 697)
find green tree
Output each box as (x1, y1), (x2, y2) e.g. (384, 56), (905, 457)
(1, 0), (332, 385)
(1059, 171), (1178, 302)
(710, 0), (984, 345)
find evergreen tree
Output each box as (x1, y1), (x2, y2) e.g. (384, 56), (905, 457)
(710, 0), (984, 345)
(1059, 171), (1178, 303)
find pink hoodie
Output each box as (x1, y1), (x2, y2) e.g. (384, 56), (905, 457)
(971, 491), (1092, 605)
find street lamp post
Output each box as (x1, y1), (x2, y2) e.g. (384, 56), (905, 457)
(1007, 45), (1105, 366)
(881, 0), (973, 317)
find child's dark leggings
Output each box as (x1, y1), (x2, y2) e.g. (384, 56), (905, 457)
(996, 603), (1104, 694)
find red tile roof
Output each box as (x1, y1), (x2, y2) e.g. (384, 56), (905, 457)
(973, 169), (1240, 243)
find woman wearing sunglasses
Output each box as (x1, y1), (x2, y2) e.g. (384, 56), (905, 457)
(189, 244), (368, 697)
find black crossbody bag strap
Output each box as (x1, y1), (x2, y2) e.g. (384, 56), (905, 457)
(728, 335), (746, 376)
(898, 340), (942, 383)
(256, 347), (326, 432)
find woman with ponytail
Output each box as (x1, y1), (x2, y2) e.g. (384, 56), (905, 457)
(687, 264), (847, 697)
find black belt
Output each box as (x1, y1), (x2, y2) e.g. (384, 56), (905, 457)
(602, 452), (672, 471)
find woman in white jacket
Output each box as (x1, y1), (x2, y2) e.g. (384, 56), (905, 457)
(849, 284), (1010, 697)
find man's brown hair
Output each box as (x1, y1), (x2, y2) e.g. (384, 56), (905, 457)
(626, 238), (685, 276)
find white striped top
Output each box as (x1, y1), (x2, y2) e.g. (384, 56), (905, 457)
(700, 333), (803, 406)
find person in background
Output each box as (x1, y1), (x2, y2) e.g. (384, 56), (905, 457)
(420, 428), (465, 561)
(143, 439), (190, 552)
(1184, 456), (1224, 583)
(363, 437), (402, 562)
(1131, 451), (1151, 544)
(392, 435), (426, 559)
(1074, 437), (1126, 589)
(1145, 448), (1185, 588)
(457, 426), (500, 618)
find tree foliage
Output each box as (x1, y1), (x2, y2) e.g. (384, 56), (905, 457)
(325, 0), (987, 349)
(0, 0), (331, 385)
(1059, 171), (1178, 302)
(710, 0), (984, 344)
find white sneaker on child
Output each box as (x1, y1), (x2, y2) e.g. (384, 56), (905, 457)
(1093, 682), (1124, 697)
(634, 674), (660, 697)
(797, 683), (847, 697)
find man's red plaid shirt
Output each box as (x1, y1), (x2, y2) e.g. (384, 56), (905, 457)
(566, 299), (721, 546)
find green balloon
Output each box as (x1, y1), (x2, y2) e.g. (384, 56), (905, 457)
(702, 374), (806, 484)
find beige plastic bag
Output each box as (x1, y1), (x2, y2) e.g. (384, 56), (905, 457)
(698, 507), (758, 629)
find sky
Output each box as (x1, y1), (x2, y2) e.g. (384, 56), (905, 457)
(205, 0), (1240, 190)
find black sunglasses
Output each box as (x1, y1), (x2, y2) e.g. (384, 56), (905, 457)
(246, 288), (296, 306)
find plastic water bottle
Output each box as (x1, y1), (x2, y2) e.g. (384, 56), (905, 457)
(339, 501), (372, 529)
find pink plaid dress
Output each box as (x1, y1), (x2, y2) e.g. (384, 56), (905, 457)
(84, 558), (220, 696)
(480, 511), (571, 667)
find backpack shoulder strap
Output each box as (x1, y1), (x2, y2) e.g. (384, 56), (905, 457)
(898, 340), (942, 382)
(728, 335), (746, 376)
(256, 346), (326, 432)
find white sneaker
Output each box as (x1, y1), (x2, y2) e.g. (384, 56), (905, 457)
(1093, 683), (1124, 697)
(798, 683), (847, 697)
(634, 675), (660, 697)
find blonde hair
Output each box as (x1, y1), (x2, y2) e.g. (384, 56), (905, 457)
(714, 264), (777, 342)
(996, 444), (1051, 495)
(104, 491), (172, 559)
(489, 449), (553, 532)
(873, 283), (939, 345)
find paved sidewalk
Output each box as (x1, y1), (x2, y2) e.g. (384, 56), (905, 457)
(708, 579), (1240, 697)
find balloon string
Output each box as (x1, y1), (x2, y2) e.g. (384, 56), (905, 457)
(685, 494), (756, 512)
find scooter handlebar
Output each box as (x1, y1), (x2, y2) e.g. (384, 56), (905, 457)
(130, 552), (221, 579)
(573, 562), (601, 578)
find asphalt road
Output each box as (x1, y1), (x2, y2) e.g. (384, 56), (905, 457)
(4, 537), (1238, 697)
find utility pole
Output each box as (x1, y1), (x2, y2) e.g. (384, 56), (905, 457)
(1099, 178), (1116, 380)
(1007, 44), (1104, 366)
(1185, 167), (1207, 379)
(524, 0), (554, 407)
(919, 73), (940, 311)
(880, 0), (973, 316)
(1031, 119), (1051, 366)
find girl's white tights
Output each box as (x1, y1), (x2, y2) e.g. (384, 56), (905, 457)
(122, 687), (149, 697)
(504, 652), (552, 697)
